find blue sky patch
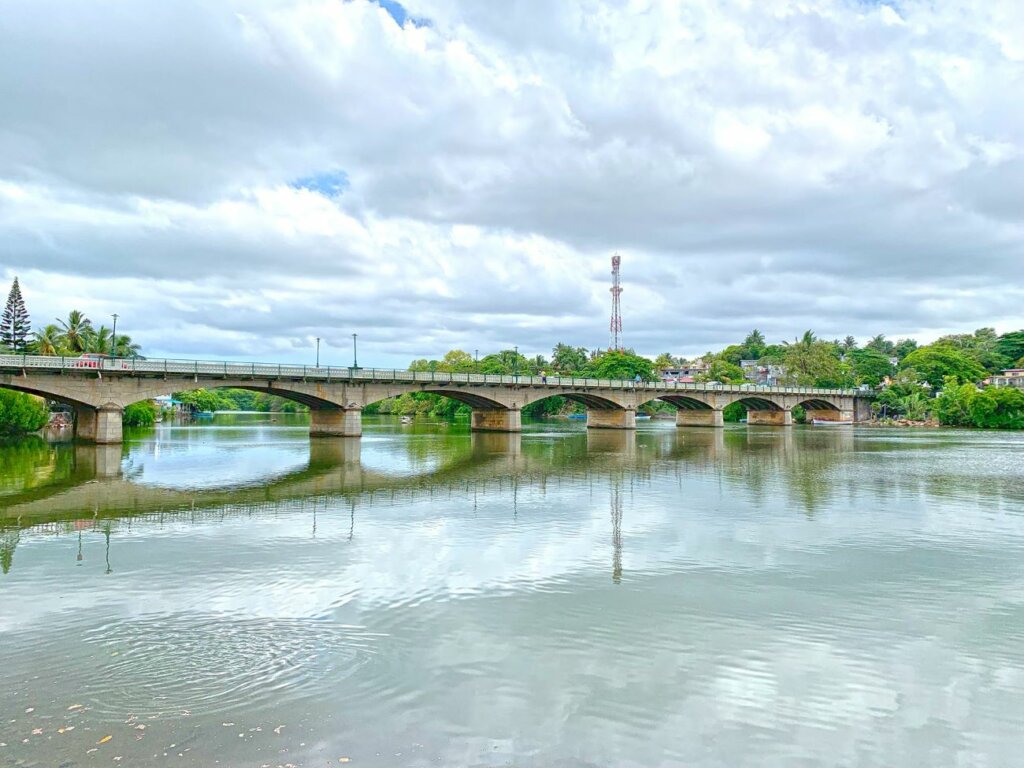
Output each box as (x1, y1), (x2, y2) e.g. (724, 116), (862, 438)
(370, 0), (430, 28)
(291, 170), (350, 197)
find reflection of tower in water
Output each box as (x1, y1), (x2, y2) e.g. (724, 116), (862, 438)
(610, 481), (623, 584)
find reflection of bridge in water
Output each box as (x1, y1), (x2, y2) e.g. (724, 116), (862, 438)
(1, 428), (868, 577)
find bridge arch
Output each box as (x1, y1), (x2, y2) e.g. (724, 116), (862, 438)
(648, 394), (714, 411)
(519, 390), (627, 411)
(0, 379), (95, 408)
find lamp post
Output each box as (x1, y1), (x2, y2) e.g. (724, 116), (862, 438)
(110, 313), (119, 357)
(513, 345), (518, 375)
(352, 333), (358, 369)
(316, 337), (320, 368)
(474, 349), (479, 363)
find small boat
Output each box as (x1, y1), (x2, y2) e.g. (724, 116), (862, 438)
(635, 414), (651, 420)
(400, 415), (413, 424)
(567, 413), (587, 420)
(812, 419), (852, 426)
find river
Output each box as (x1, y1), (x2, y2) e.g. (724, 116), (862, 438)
(2, 414), (1023, 767)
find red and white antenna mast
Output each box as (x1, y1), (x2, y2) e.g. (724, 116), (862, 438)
(609, 253), (623, 351)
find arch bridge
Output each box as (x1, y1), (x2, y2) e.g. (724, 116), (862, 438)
(0, 355), (873, 443)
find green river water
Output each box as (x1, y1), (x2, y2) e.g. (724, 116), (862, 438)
(1, 414), (1023, 767)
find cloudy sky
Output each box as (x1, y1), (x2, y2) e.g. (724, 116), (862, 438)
(2, 0), (1022, 365)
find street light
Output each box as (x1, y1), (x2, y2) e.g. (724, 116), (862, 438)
(316, 337), (320, 368)
(352, 333), (358, 369)
(110, 313), (119, 357)
(513, 345), (518, 375)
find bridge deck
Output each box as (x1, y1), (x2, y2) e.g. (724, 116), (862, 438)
(0, 354), (865, 397)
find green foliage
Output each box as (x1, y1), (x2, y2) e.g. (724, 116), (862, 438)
(700, 359), (745, 384)
(552, 344), (590, 374)
(873, 370), (933, 420)
(123, 400), (158, 427)
(933, 377), (976, 427)
(0, 391), (49, 435)
(173, 388), (238, 412)
(934, 327), (1008, 373)
(933, 376), (1024, 429)
(995, 331), (1024, 365)
(893, 338), (918, 360)
(0, 277), (31, 353)
(849, 348), (894, 387)
(900, 345), (987, 387)
(722, 402), (746, 422)
(582, 350), (655, 381)
(781, 331), (851, 387)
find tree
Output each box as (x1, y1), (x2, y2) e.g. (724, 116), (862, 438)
(849, 348), (894, 387)
(551, 344), (589, 374)
(741, 329), (766, 359)
(893, 338), (918, 360)
(995, 331), (1024, 366)
(438, 349), (476, 373)
(781, 331), (849, 386)
(123, 400), (158, 427)
(653, 352), (675, 371)
(900, 345), (987, 387)
(0, 277), (31, 353)
(935, 328), (1009, 373)
(0, 390), (49, 435)
(57, 310), (93, 353)
(865, 334), (895, 356)
(582, 350), (655, 381)
(30, 324), (64, 356)
(698, 358), (745, 384)
(841, 336), (858, 353)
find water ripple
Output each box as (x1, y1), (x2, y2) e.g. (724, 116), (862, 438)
(81, 613), (383, 717)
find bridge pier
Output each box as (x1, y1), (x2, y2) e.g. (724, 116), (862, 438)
(75, 405), (123, 444)
(675, 409), (724, 428)
(471, 409), (521, 432)
(747, 409), (792, 426)
(587, 409), (636, 430)
(804, 408), (854, 423)
(310, 408), (362, 437)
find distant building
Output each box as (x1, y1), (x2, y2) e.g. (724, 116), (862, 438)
(983, 369), (1024, 389)
(660, 361), (708, 383)
(740, 360), (786, 386)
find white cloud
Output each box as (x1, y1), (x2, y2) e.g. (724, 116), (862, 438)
(1, 0), (1022, 364)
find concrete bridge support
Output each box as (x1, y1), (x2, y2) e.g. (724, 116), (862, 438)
(75, 405), (123, 444)
(310, 408), (362, 437)
(675, 409), (724, 428)
(587, 409), (636, 430)
(804, 408), (854, 423)
(471, 409), (522, 432)
(747, 409), (793, 426)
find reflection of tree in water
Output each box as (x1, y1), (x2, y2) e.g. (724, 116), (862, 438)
(0, 528), (18, 574)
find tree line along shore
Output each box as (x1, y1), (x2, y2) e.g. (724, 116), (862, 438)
(2, 276), (1024, 434)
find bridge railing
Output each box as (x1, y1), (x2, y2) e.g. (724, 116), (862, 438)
(0, 354), (868, 396)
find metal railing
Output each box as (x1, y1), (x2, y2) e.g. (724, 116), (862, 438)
(0, 353), (868, 396)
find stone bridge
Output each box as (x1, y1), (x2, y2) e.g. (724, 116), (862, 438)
(0, 354), (873, 443)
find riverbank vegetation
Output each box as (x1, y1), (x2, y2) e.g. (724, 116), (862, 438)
(365, 347), (658, 420)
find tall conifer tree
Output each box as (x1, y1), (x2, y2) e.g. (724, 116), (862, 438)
(0, 277), (31, 352)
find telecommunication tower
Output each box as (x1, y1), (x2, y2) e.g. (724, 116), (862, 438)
(609, 253), (623, 350)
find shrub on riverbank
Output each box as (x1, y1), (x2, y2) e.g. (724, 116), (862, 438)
(0, 391), (48, 435)
(934, 377), (1024, 429)
(123, 400), (158, 427)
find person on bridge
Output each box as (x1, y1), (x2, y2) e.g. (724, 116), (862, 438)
(634, 373), (642, 385)
(541, 371), (548, 384)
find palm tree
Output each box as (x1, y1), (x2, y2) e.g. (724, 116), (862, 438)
(57, 310), (93, 353)
(114, 334), (142, 357)
(31, 324), (64, 356)
(85, 325), (113, 354)
(841, 335), (857, 352)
